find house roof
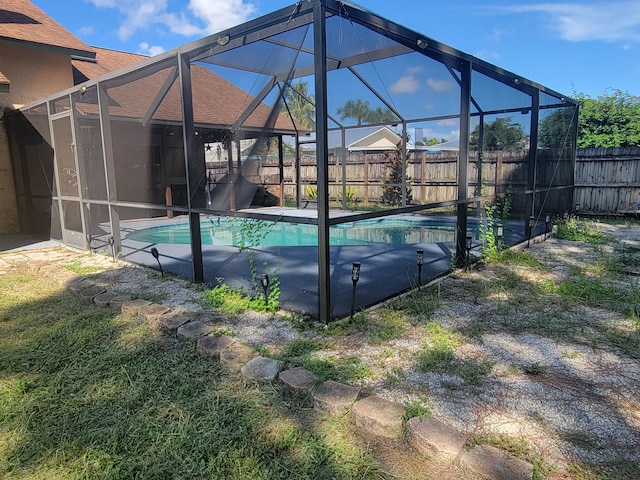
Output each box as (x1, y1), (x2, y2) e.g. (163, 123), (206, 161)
(0, 0), (95, 60)
(0, 71), (10, 93)
(72, 47), (295, 132)
(72, 48), (146, 84)
(347, 126), (402, 152)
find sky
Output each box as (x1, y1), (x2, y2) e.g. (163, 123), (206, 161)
(30, 0), (640, 99)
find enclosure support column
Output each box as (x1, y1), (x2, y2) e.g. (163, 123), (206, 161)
(314, 2), (331, 323)
(456, 60), (472, 268)
(401, 122), (408, 207)
(526, 91), (540, 239)
(278, 136), (284, 207)
(179, 52), (204, 282)
(295, 136), (301, 208)
(97, 82), (121, 256)
(475, 114), (484, 218)
(341, 128), (347, 210)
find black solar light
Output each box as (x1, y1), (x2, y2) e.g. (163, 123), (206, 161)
(150, 247), (163, 275)
(563, 210), (569, 220)
(545, 214), (551, 240)
(108, 236), (115, 259)
(350, 262), (361, 318)
(465, 236), (472, 269)
(496, 222), (504, 250)
(260, 274), (270, 307)
(575, 203), (580, 214)
(528, 216), (535, 248)
(87, 234), (94, 251)
(416, 250), (424, 288)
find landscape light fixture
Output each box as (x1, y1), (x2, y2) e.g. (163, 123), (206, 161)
(563, 210), (569, 220)
(150, 247), (163, 275)
(108, 236), (115, 260)
(575, 203), (580, 213)
(350, 262), (361, 318)
(260, 273), (270, 307)
(545, 214), (551, 240)
(496, 223), (504, 250)
(465, 236), (472, 269)
(416, 250), (424, 288)
(527, 216), (535, 248)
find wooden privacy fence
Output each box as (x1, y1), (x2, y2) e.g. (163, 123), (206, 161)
(258, 150), (529, 205)
(211, 147), (639, 214)
(575, 147), (640, 214)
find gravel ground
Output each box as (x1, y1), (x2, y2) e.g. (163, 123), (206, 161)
(4, 220), (639, 478)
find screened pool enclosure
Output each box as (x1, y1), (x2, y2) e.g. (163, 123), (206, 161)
(7, 0), (578, 321)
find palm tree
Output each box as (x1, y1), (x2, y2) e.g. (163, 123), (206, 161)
(367, 106), (397, 124)
(337, 99), (371, 126)
(282, 81), (315, 131)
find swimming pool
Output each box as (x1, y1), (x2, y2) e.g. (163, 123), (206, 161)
(126, 216), (476, 247)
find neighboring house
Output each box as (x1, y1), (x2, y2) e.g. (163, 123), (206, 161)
(0, 0), (97, 233)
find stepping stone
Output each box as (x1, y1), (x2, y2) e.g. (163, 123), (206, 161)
(220, 343), (256, 370)
(121, 298), (152, 314)
(351, 395), (406, 439)
(461, 444), (533, 480)
(68, 278), (94, 292)
(77, 285), (106, 304)
(197, 335), (236, 359)
(177, 320), (211, 339)
(155, 312), (190, 335)
(109, 294), (133, 309)
(312, 380), (360, 416)
(406, 417), (467, 459)
(139, 303), (172, 321)
(241, 356), (282, 381)
(93, 290), (118, 307)
(279, 367), (318, 395)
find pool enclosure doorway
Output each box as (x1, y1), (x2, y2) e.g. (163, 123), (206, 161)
(7, 0), (578, 322)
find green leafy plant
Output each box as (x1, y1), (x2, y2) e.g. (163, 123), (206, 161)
(305, 184), (317, 200)
(555, 216), (613, 244)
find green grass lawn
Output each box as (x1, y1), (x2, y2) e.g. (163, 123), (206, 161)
(0, 267), (385, 480)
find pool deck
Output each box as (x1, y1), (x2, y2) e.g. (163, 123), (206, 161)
(114, 208), (531, 319)
(1, 208), (532, 320)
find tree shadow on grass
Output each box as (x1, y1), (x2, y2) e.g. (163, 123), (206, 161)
(0, 266), (384, 479)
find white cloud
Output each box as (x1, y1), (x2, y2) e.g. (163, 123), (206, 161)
(391, 75), (420, 94)
(77, 25), (95, 36)
(488, 27), (508, 41)
(437, 119), (458, 128)
(426, 78), (454, 92)
(474, 49), (501, 62)
(138, 42), (166, 56)
(494, 2), (640, 42)
(88, 0), (256, 41)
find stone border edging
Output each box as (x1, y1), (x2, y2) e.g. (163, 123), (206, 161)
(59, 268), (534, 480)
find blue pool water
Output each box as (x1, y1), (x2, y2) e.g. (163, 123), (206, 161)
(126, 217), (473, 246)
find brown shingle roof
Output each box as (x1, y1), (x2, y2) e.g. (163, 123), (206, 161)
(74, 47), (295, 132)
(0, 0), (95, 59)
(72, 47), (146, 84)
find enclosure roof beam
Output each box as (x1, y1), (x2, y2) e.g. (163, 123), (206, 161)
(141, 66), (178, 127)
(347, 66), (403, 122)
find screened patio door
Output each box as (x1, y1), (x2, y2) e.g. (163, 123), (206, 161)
(52, 114), (85, 248)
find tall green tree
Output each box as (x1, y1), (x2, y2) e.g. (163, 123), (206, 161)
(337, 99), (397, 125)
(337, 99), (372, 126)
(470, 117), (527, 151)
(282, 81), (315, 131)
(575, 89), (640, 147)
